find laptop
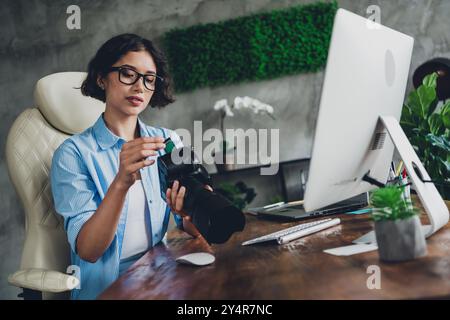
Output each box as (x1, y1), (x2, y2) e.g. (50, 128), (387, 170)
(252, 193), (368, 221)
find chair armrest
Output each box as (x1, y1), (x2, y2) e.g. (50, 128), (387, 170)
(8, 268), (79, 293)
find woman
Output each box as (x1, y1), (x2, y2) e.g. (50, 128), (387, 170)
(51, 33), (203, 299)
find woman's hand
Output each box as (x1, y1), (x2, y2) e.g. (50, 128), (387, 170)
(166, 180), (213, 238)
(113, 137), (165, 190)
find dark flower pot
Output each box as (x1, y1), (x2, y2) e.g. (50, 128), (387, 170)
(374, 215), (427, 262)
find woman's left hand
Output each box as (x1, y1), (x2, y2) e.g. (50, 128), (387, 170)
(166, 180), (213, 238)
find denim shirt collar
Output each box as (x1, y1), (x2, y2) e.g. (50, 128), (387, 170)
(93, 114), (148, 150)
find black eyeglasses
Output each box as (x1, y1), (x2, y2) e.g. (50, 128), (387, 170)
(108, 66), (163, 91)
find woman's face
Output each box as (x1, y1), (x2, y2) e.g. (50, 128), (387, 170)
(99, 50), (157, 117)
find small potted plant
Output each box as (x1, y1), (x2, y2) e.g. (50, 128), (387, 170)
(370, 186), (427, 262)
(214, 181), (256, 210)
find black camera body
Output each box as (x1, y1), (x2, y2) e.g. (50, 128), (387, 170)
(158, 144), (245, 244)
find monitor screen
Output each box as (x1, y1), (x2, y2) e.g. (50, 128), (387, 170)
(304, 9), (414, 212)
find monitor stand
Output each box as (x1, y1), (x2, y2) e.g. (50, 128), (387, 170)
(353, 115), (449, 245)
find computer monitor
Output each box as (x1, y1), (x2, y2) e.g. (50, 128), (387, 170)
(303, 9), (449, 238)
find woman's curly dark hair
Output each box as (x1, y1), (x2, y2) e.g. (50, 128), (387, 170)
(81, 33), (175, 107)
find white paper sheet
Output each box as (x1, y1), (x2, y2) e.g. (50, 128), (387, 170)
(323, 243), (378, 256)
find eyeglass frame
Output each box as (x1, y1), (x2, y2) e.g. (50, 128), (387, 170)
(107, 66), (164, 91)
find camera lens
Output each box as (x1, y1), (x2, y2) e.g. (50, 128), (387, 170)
(158, 140), (245, 243)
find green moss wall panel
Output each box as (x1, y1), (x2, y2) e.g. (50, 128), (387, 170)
(163, 1), (338, 92)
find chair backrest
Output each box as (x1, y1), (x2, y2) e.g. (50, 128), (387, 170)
(5, 72), (105, 299)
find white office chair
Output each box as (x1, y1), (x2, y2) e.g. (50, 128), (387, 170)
(6, 72), (105, 299)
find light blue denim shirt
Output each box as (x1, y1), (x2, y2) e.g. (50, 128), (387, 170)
(50, 114), (182, 300)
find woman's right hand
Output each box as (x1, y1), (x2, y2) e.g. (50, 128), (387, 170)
(113, 136), (166, 190)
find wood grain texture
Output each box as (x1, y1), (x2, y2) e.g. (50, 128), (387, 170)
(99, 198), (450, 300)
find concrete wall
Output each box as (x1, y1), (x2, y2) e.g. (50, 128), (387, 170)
(1, 0), (448, 299)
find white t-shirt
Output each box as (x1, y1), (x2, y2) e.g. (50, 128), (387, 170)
(121, 179), (151, 260)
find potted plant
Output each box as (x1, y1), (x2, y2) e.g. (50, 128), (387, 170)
(370, 186), (427, 262)
(213, 96), (275, 172)
(400, 72), (450, 199)
(214, 181), (256, 210)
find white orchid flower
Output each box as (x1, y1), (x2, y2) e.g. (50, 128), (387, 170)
(252, 99), (264, 111)
(233, 96), (244, 110)
(224, 104), (234, 117)
(242, 96), (253, 108)
(253, 99), (274, 114)
(214, 96), (274, 119)
(264, 104), (274, 114)
(213, 99), (229, 111)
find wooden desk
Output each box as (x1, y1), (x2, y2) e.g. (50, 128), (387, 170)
(99, 200), (450, 300)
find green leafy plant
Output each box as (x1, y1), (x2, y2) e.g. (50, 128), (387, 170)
(215, 181), (256, 210)
(163, 1), (338, 92)
(400, 72), (450, 199)
(370, 186), (419, 221)
(269, 195), (284, 204)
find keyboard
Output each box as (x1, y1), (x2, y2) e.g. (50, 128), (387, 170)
(242, 218), (341, 246)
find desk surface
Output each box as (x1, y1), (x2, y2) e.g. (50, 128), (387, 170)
(99, 199), (450, 300)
